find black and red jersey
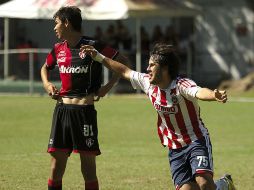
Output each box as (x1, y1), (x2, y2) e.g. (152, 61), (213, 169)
(46, 36), (118, 97)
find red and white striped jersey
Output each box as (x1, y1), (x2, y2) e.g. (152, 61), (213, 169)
(130, 71), (209, 149)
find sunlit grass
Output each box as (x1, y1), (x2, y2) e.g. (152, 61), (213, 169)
(0, 95), (253, 189)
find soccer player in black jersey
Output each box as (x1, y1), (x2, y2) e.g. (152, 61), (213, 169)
(41, 6), (127, 190)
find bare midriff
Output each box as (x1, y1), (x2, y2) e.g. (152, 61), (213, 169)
(57, 93), (95, 105)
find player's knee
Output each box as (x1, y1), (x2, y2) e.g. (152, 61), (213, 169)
(81, 168), (97, 181)
(50, 156), (67, 177)
(199, 182), (216, 190)
(196, 175), (216, 190)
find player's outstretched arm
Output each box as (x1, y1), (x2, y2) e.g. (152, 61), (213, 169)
(196, 88), (227, 103)
(80, 45), (132, 81)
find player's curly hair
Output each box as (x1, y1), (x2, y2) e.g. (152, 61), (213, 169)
(53, 6), (82, 32)
(150, 43), (180, 79)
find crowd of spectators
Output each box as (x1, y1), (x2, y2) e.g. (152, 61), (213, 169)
(93, 21), (192, 72)
(0, 20), (192, 80)
(93, 21), (182, 53)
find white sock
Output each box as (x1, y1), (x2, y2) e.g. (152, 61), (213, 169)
(215, 178), (228, 190)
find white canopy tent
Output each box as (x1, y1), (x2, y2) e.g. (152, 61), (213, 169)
(0, 0), (201, 79)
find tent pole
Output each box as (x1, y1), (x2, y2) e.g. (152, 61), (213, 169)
(135, 18), (141, 93)
(4, 17), (9, 80)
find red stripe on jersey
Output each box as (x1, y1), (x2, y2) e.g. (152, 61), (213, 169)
(47, 147), (71, 153)
(151, 86), (158, 103)
(152, 87), (168, 146)
(182, 79), (192, 86)
(101, 46), (118, 59)
(59, 45), (72, 96)
(160, 89), (167, 106)
(46, 52), (55, 68)
(184, 98), (203, 139)
(163, 113), (182, 148)
(157, 114), (166, 145)
(160, 90), (182, 148)
(180, 81), (189, 88)
(179, 79), (196, 88)
(178, 79), (188, 88)
(175, 104), (192, 144)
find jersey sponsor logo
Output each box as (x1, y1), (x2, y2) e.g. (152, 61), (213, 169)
(57, 51), (67, 63)
(154, 102), (178, 114)
(59, 65), (89, 73)
(58, 51), (66, 57)
(57, 57), (66, 63)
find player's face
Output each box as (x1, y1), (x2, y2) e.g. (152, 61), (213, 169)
(147, 57), (163, 85)
(54, 17), (66, 40)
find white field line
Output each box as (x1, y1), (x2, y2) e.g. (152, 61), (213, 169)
(228, 97), (254, 103)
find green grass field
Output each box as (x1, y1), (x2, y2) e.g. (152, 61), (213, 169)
(0, 94), (253, 190)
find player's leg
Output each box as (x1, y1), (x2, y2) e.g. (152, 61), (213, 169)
(80, 153), (99, 190)
(179, 181), (200, 190)
(215, 174), (236, 190)
(47, 104), (72, 190)
(195, 173), (216, 190)
(169, 145), (200, 190)
(190, 136), (216, 190)
(48, 151), (69, 190)
(70, 105), (100, 190)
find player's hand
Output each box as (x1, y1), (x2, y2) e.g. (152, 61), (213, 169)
(93, 95), (100, 102)
(44, 82), (59, 100)
(93, 86), (108, 102)
(214, 89), (227, 103)
(80, 45), (97, 59)
(96, 86), (108, 98)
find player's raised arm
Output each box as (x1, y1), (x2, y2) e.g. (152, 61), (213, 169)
(80, 45), (133, 81)
(196, 88), (227, 103)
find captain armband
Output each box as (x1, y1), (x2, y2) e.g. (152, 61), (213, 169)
(94, 51), (105, 63)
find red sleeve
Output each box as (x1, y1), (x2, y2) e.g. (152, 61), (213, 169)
(46, 47), (57, 70)
(100, 46), (119, 60)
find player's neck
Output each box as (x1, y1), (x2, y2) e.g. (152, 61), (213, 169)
(66, 32), (82, 48)
(158, 80), (172, 89)
(158, 72), (172, 89)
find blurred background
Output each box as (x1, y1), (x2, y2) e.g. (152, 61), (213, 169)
(0, 0), (253, 94)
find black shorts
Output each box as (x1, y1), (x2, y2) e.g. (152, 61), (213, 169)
(47, 103), (101, 155)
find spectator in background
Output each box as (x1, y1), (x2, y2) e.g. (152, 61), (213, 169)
(27, 40), (40, 80)
(0, 29), (3, 79)
(164, 25), (179, 49)
(151, 25), (164, 46)
(16, 37), (32, 79)
(103, 24), (118, 49)
(140, 26), (150, 72)
(140, 26), (150, 53)
(115, 20), (132, 51)
(93, 26), (103, 41)
(0, 28), (3, 49)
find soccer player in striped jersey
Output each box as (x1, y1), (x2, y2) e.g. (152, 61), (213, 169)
(41, 6), (127, 190)
(80, 43), (236, 190)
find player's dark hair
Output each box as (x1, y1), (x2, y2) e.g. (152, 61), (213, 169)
(150, 43), (180, 79)
(53, 6), (82, 32)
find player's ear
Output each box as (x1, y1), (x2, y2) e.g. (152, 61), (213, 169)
(64, 19), (69, 28)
